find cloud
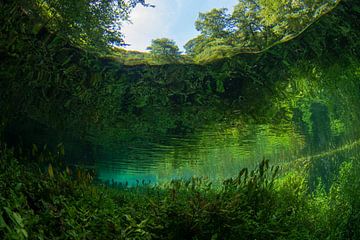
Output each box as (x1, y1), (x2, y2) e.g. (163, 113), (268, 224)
(122, 0), (238, 51)
(122, 0), (179, 51)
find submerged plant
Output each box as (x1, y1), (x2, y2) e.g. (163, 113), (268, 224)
(1, 145), (358, 239)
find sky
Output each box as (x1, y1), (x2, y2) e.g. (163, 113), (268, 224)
(122, 0), (238, 52)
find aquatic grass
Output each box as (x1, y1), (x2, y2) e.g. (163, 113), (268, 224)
(1, 144), (359, 239)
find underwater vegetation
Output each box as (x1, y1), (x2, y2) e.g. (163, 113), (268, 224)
(1, 0), (360, 239)
(1, 0), (359, 146)
(1, 144), (359, 240)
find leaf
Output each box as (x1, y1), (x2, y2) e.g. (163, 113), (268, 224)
(61, 55), (73, 66)
(12, 212), (23, 226)
(57, 143), (65, 156)
(48, 36), (63, 49)
(0, 215), (9, 230)
(15, 183), (22, 191)
(211, 233), (218, 240)
(4, 207), (24, 227)
(64, 99), (72, 108)
(138, 218), (149, 228)
(353, 6), (360, 14)
(91, 73), (102, 86)
(48, 163), (54, 178)
(66, 166), (72, 176)
(32, 23), (43, 35)
(20, 228), (28, 238)
(32, 144), (38, 156)
(282, 60), (290, 67)
(215, 77), (225, 93)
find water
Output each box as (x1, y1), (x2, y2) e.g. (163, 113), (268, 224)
(95, 123), (303, 184)
(93, 63), (360, 186)
(5, 58), (359, 187)
(95, 112), (359, 186)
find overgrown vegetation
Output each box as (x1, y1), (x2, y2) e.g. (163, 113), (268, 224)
(13, 0), (153, 51)
(185, 0), (339, 62)
(1, 0), (359, 148)
(1, 0), (360, 239)
(0, 145), (359, 239)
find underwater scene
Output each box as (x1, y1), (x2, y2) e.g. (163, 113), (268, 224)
(1, 0), (360, 239)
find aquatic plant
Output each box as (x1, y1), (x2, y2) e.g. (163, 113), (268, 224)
(0, 145), (359, 239)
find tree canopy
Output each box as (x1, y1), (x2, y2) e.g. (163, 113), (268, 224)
(147, 38), (181, 63)
(19, 0), (151, 51)
(195, 8), (233, 39)
(185, 0), (338, 60)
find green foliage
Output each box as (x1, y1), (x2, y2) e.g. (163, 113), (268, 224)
(110, 47), (153, 65)
(5, 0), (150, 52)
(0, 0), (224, 144)
(147, 38), (182, 64)
(0, 1), (360, 239)
(0, 144), (359, 239)
(258, 0), (335, 36)
(195, 8), (233, 39)
(185, 0), (339, 61)
(1, 0), (358, 146)
(327, 159), (360, 239)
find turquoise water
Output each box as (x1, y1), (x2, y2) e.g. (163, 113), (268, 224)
(95, 105), (359, 186)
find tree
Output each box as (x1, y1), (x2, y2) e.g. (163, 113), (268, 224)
(183, 35), (209, 56)
(147, 38), (181, 63)
(185, 0), (337, 60)
(230, 0), (279, 49)
(195, 8), (233, 39)
(258, 0), (336, 37)
(26, 0), (152, 51)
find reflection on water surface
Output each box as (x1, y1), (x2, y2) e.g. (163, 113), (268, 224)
(96, 105), (359, 186)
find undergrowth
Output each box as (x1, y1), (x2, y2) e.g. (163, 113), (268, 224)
(0, 144), (359, 240)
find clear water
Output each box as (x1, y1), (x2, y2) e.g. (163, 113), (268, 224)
(92, 63), (360, 186)
(95, 106), (360, 186)
(96, 122), (306, 185)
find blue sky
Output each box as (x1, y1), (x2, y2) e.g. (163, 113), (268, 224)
(122, 0), (238, 52)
